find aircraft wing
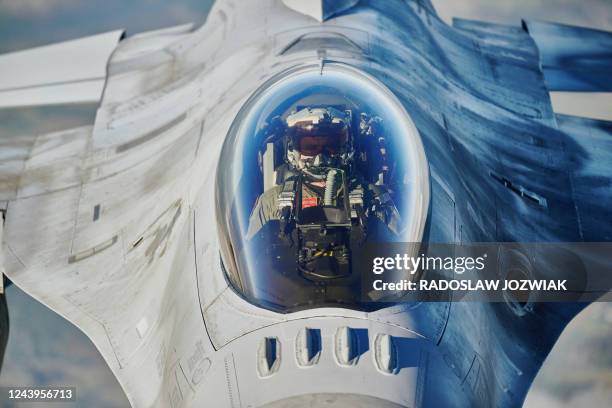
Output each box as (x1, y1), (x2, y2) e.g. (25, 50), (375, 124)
(0, 4), (263, 404)
(522, 20), (612, 92)
(0, 31), (125, 108)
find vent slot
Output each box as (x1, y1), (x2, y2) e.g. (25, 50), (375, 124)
(93, 204), (101, 221)
(257, 337), (281, 377)
(296, 328), (322, 367)
(490, 171), (548, 208)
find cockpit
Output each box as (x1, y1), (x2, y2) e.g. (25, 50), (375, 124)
(216, 64), (429, 313)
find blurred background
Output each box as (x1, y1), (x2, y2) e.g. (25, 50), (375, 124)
(0, 1), (611, 407)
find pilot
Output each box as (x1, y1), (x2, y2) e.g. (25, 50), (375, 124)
(246, 106), (401, 240)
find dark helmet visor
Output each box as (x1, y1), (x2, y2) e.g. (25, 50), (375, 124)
(295, 127), (348, 156)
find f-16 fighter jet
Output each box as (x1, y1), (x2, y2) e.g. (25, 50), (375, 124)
(0, 0), (611, 407)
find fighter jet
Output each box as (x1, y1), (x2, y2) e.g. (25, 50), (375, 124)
(0, 0), (611, 407)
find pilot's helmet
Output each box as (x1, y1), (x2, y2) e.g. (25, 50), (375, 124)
(286, 107), (349, 157)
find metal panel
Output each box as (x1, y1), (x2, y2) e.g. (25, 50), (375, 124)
(281, 0), (359, 22)
(0, 30), (124, 107)
(556, 114), (612, 241)
(0, 80), (105, 108)
(524, 20), (612, 91)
